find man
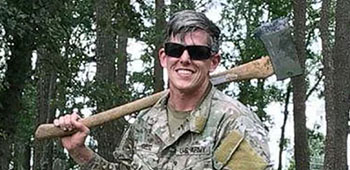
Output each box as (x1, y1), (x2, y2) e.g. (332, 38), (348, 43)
(54, 10), (271, 169)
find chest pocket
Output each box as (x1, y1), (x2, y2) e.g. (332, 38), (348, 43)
(133, 142), (161, 170)
(171, 149), (213, 170)
(133, 123), (163, 169)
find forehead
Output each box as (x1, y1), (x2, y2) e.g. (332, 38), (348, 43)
(170, 29), (210, 45)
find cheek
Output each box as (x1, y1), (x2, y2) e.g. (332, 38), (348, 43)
(194, 61), (211, 73)
(166, 58), (176, 69)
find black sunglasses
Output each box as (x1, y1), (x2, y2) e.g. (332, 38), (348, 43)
(164, 42), (212, 60)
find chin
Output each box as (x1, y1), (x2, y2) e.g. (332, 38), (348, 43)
(172, 82), (198, 92)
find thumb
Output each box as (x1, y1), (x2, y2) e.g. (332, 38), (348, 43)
(72, 119), (90, 136)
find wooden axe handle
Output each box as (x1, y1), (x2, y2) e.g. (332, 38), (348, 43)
(35, 56), (273, 140)
(210, 56), (273, 84)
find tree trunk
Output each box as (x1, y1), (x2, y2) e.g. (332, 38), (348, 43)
(292, 0), (309, 169)
(278, 84), (292, 170)
(33, 49), (58, 170)
(323, 0), (350, 169)
(320, 0), (335, 168)
(153, 0), (166, 92)
(0, 138), (11, 170)
(94, 0), (128, 161)
(13, 140), (31, 170)
(0, 34), (32, 170)
(117, 32), (128, 91)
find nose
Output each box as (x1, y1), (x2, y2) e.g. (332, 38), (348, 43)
(179, 49), (191, 64)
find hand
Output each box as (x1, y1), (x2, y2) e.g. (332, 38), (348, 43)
(53, 112), (90, 151)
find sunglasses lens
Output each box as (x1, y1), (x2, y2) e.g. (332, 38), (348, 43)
(165, 43), (212, 60)
(187, 46), (211, 60)
(165, 43), (185, 58)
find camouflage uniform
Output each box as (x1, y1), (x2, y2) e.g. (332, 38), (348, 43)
(81, 85), (271, 170)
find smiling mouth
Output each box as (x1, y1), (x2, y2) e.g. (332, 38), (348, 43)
(176, 68), (195, 76)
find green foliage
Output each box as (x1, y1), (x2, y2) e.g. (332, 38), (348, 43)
(15, 82), (36, 141)
(219, 0), (286, 120)
(169, 0), (196, 12)
(0, 0), (98, 168)
(129, 68), (155, 98)
(112, 0), (143, 38)
(125, 1), (159, 97)
(287, 125), (325, 170)
(287, 159), (296, 170)
(308, 124), (325, 166)
(87, 80), (132, 111)
(266, 0), (292, 18)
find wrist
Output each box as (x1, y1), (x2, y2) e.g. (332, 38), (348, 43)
(68, 146), (94, 165)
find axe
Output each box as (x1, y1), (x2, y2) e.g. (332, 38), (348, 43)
(35, 18), (303, 140)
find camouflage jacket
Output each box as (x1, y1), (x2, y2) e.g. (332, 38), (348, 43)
(81, 86), (271, 170)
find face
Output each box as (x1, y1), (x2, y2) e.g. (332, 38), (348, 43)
(159, 30), (220, 93)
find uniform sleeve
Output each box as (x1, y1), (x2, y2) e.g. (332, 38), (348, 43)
(80, 126), (134, 170)
(212, 111), (272, 170)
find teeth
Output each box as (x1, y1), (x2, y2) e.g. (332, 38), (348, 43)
(177, 69), (192, 75)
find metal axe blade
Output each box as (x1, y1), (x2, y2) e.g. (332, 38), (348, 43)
(254, 18), (303, 80)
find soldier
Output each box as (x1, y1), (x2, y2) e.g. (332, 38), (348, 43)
(54, 10), (271, 169)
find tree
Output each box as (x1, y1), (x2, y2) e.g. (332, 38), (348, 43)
(153, 0), (166, 92)
(33, 49), (58, 170)
(0, 1), (34, 168)
(12, 84), (35, 170)
(31, 1), (89, 169)
(93, 0), (129, 161)
(321, 0), (350, 169)
(0, 0), (94, 169)
(292, 0), (310, 169)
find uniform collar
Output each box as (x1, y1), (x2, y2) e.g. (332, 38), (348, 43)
(188, 83), (214, 133)
(153, 83), (215, 133)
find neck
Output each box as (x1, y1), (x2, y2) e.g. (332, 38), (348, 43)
(168, 81), (210, 112)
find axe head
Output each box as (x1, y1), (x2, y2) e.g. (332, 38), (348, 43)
(254, 18), (303, 80)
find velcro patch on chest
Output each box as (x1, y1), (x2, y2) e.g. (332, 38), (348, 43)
(176, 145), (211, 155)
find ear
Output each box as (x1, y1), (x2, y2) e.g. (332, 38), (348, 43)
(209, 53), (221, 72)
(158, 48), (167, 68)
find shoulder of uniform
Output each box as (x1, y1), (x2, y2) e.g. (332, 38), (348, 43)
(136, 107), (152, 119)
(210, 89), (271, 170)
(211, 88), (253, 117)
(210, 88), (267, 136)
(213, 129), (270, 170)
